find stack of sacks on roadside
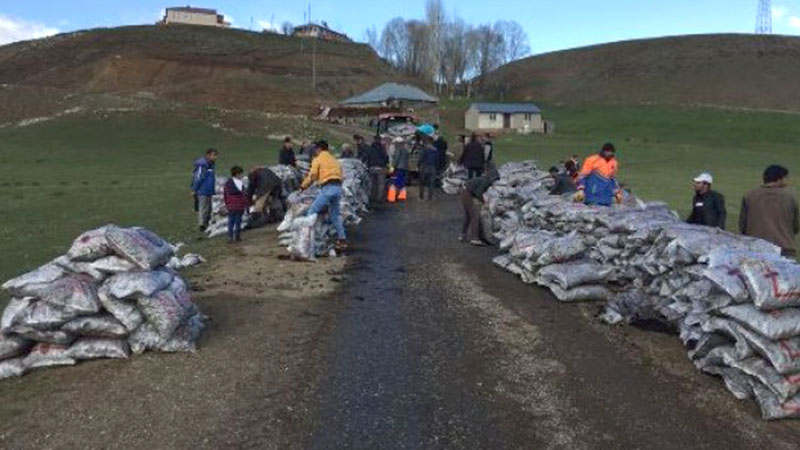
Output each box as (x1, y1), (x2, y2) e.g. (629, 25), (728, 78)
(441, 163), (468, 195)
(276, 158), (370, 260)
(205, 164), (302, 238)
(0, 225), (207, 381)
(485, 160), (800, 420)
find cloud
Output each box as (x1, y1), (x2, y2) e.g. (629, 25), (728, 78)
(257, 19), (279, 32)
(773, 5), (789, 20)
(789, 16), (800, 29)
(0, 14), (58, 45)
(220, 12), (235, 26)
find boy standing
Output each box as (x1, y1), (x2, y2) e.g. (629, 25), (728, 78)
(224, 166), (249, 243)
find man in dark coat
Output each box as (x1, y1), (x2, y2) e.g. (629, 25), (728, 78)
(740, 165), (799, 257)
(460, 133), (486, 179)
(686, 172), (726, 229)
(364, 135), (389, 205)
(461, 163), (500, 245)
(247, 166), (286, 228)
(278, 137), (296, 167)
(549, 166), (578, 196)
(433, 126), (449, 173)
(354, 134), (370, 163)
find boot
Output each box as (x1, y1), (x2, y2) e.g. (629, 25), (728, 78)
(398, 188), (407, 201)
(387, 185), (397, 203)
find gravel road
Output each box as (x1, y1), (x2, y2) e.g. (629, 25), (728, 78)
(2, 192), (800, 449)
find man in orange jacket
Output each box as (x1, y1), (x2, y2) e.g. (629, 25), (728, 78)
(576, 143), (620, 206)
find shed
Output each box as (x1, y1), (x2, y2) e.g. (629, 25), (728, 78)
(340, 83), (438, 108)
(465, 103), (545, 133)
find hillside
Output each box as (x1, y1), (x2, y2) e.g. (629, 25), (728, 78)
(484, 34), (800, 110)
(0, 25), (408, 121)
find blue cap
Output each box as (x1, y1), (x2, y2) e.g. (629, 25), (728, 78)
(416, 124), (435, 136)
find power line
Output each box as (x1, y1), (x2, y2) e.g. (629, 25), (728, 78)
(756, 0), (772, 34)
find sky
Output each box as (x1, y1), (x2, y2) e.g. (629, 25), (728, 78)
(3, 0), (800, 54)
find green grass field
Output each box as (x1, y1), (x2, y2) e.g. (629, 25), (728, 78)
(441, 101), (800, 253)
(0, 104), (798, 300)
(0, 112), (276, 290)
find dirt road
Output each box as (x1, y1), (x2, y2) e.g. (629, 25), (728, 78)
(2, 192), (800, 449)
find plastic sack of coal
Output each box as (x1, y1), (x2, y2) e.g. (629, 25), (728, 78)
(0, 335), (32, 361)
(23, 343), (76, 369)
(62, 315), (129, 338)
(68, 338), (130, 360)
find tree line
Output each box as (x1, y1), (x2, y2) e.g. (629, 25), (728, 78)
(364, 0), (530, 98)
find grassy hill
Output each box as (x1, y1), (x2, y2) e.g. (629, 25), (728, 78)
(484, 34), (800, 111)
(0, 25), (410, 122)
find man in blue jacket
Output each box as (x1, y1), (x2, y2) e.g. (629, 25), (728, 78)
(191, 148), (218, 231)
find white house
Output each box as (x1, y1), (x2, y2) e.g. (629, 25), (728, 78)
(464, 103), (545, 133)
(162, 6), (230, 27)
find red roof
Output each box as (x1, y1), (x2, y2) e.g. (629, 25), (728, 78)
(166, 6), (218, 15)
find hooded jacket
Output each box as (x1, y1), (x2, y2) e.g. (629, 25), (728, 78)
(191, 157), (216, 196)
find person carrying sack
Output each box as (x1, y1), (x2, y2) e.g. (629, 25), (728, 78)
(300, 140), (347, 251)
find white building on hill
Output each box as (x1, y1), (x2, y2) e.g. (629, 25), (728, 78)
(161, 6), (230, 28)
(465, 103), (547, 134)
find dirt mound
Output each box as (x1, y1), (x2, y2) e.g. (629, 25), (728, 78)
(0, 25), (410, 120)
(483, 34), (800, 110)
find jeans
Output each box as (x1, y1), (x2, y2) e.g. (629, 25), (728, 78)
(197, 195), (212, 228)
(467, 168), (483, 179)
(394, 169), (407, 189)
(227, 211), (243, 239)
(308, 183), (346, 240)
(419, 168), (436, 200)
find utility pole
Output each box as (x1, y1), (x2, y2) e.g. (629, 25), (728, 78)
(756, 0), (772, 34)
(312, 35), (317, 90)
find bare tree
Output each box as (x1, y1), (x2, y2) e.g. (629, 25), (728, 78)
(441, 17), (470, 98)
(380, 17), (410, 69)
(405, 20), (430, 77)
(364, 25), (380, 51)
(494, 20), (530, 63)
(281, 21), (294, 36)
(375, 2), (532, 97)
(467, 24), (504, 96)
(425, 0), (446, 90)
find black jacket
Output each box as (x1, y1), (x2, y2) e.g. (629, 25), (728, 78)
(687, 190), (726, 229)
(460, 141), (486, 170)
(549, 173), (577, 195)
(356, 143), (371, 163)
(465, 167), (500, 200)
(247, 168), (283, 198)
(278, 147), (296, 166)
(418, 146), (440, 171)
(364, 142), (389, 168)
(434, 137), (448, 171)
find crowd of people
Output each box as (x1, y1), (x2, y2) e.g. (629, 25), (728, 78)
(545, 143), (799, 257)
(190, 132), (798, 259)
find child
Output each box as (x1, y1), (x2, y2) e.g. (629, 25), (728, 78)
(223, 166), (249, 243)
